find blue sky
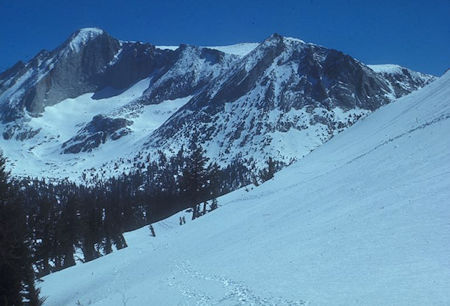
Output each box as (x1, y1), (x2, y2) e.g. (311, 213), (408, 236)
(0, 0), (448, 75)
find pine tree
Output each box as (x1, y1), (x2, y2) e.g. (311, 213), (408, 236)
(202, 201), (207, 216)
(210, 198), (218, 211)
(0, 152), (43, 305)
(206, 162), (221, 198)
(79, 194), (101, 262)
(58, 194), (78, 269)
(259, 157), (276, 183)
(149, 225), (156, 237)
(181, 135), (209, 219)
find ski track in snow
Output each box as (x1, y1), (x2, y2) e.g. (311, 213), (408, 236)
(347, 112), (450, 165)
(167, 261), (306, 306)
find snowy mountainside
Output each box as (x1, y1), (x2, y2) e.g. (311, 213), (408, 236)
(0, 29), (436, 181)
(0, 80), (192, 178)
(145, 34), (434, 169)
(40, 71), (450, 305)
(368, 64), (436, 98)
(138, 44), (237, 105)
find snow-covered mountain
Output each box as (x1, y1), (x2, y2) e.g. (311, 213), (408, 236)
(367, 64), (435, 97)
(0, 28), (436, 181)
(40, 70), (450, 306)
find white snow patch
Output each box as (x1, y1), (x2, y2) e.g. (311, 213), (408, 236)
(205, 43), (259, 57)
(156, 43), (259, 57)
(67, 28), (104, 53)
(156, 45), (179, 51)
(368, 64), (404, 74)
(284, 36), (306, 44)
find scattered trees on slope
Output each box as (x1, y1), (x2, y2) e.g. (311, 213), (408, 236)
(2, 140), (284, 282)
(8, 145), (260, 279)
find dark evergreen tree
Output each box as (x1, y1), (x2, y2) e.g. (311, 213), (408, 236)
(0, 152), (43, 305)
(210, 198), (218, 211)
(206, 162), (221, 198)
(181, 136), (209, 219)
(259, 157), (276, 182)
(202, 201), (207, 216)
(149, 225), (156, 237)
(79, 195), (101, 262)
(58, 194), (78, 269)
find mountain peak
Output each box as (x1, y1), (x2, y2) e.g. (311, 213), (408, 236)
(283, 36), (306, 44)
(261, 33), (308, 49)
(65, 27), (106, 53)
(77, 27), (104, 34)
(264, 33), (283, 43)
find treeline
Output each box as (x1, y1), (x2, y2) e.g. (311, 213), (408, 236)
(16, 142), (251, 277)
(1, 139), (280, 304)
(13, 140), (256, 272)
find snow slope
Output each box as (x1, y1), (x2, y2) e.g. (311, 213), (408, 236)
(156, 43), (259, 57)
(205, 43), (259, 57)
(0, 79), (192, 179)
(40, 72), (450, 305)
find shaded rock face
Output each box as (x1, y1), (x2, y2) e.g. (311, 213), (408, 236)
(26, 32), (121, 113)
(0, 61), (29, 121)
(152, 35), (391, 142)
(0, 29), (121, 122)
(98, 42), (174, 93)
(144, 35), (435, 168)
(0, 61), (26, 95)
(0, 29), (238, 125)
(62, 115), (132, 154)
(139, 45), (238, 105)
(2, 123), (40, 141)
(374, 67), (435, 98)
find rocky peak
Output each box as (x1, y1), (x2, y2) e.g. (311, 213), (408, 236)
(63, 28), (106, 54)
(54, 28), (121, 71)
(367, 64), (436, 98)
(98, 41), (173, 92)
(139, 44), (237, 104)
(264, 33), (284, 44)
(147, 33), (420, 167)
(0, 28), (121, 122)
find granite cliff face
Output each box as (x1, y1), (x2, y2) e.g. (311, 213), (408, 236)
(0, 28), (436, 180)
(0, 29), (121, 121)
(139, 45), (237, 105)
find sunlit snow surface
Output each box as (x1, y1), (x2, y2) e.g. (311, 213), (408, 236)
(40, 73), (450, 305)
(0, 79), (192, 180)
(157, 43), (260, 57)
(66, 28), (104, 54)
